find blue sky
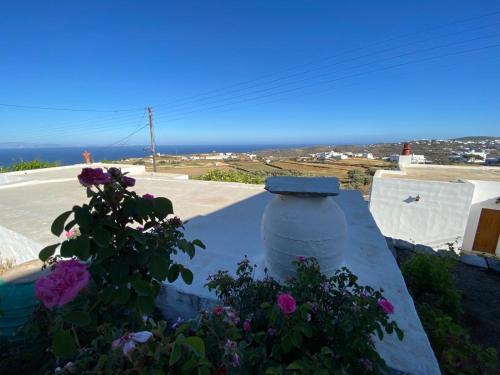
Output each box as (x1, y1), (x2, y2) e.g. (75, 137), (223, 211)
(1, 1), (499, 146)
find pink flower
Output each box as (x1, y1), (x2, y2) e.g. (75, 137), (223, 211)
(112, 331), (153, 356)
(277, 293), (296, 315)
(142, 193), (154, 200)
(213, 305), (224, 316)
(35, 259), (90, 309)
(121, 176), (136, 187)
(266, 327), (277, 337)
(224, 339), (237, 354)
(243, 320), (251, 332)
(377, 298), (394, 314)
(226, 309), (240, 325)
(297, 255), (306, 263)
(231, 353), (240, 368)
(168, 216), (183, 228)
(360, 358), (373, 371)
(77, 168), (111, 187)
(65, 229), (74, 239)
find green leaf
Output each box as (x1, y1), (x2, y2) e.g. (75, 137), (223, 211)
(74, 206), (92, 232)
(63, 311), (91, 326)
(132, 280), (152, 296)
(182, 336), (205, 356)
(192, 239), (205, 249)
(395, 326), (404, 341)
(73, 235), (90, 260)
(180, 268), (193, 285)
(60, 240), (76, 258)
(52, 329), (77, 358)
(148, 255), (169, 280)
(109, 262), (129, 284)
(116, 285), (130, 305)
(167, 264), (180, 283)
(169, 342), (181, 366)
(92, 227), (112, 247)
(286, 361), (303, 370)
(39, 243), (59, 262)
(181, 358), (197, 373)
(64, 219), (77, 232)
(154, 197), (173, 217)
(136, 199), (153, 218)
(51, 211), (72, 236)
(137, 295), (155, 313)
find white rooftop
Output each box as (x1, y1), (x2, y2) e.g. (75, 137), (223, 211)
(0, 164), (439, 374)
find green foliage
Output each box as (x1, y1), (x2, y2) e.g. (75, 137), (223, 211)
(402, 254), (497, 374)
(27, 258), (403, 374)
(35, 166), (204, 367)
(347, 169), (373, 194)
(402, 254), (460, 319)
(197, 169), (266, 184)
(202, 257), (403, 374)
(3, 158), (60, 172)
(197, 168), (304, 185)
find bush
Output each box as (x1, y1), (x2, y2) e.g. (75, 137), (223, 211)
(4, 159), (60, 172)
(59, 257), (403, 374)
(34, 167), (204, 362)
(197, 170), (266, 184)
(402, 254), (497, 374)
(401, 254), (460, 319)
(197, 169), (304, 185)
(201, 257), (403, 374)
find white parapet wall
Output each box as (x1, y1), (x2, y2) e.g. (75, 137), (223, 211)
(0, 225), (42, 265)
(369, 174), (475, 248)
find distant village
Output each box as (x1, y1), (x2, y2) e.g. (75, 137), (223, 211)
(154, 136), (500, 166)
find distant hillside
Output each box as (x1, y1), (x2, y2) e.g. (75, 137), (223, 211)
(451, 136), (499, 141)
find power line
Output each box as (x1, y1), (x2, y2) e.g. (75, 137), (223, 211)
(150, 10), (500, 111)
(0, 103), (144, 113)
(151, 35), (500, 123)
(153, 42), (500, 125)
(106, 124), (149, 147)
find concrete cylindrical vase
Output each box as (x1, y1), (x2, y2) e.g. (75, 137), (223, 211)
(261, 194), (347, 280)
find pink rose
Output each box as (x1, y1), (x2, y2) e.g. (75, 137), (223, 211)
(297, 256), (306, 263)
(121, 176), (136, 187)
(168, 216), (183, 228)
(213, 305), (224, 316)
(243, 319), (251, 332)
(35, 260), (90, 309)
(277, 293), (296, 315)
(377, 298), (394, 314)
(77, 168), (111, 187)
(142, 193), (154, 200)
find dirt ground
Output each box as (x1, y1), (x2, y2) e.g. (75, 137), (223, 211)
(130, 156), (393, 183)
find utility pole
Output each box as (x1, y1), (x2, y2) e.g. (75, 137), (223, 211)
(147, 106), (157, 172)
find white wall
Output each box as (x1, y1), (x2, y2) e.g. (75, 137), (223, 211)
(369, 176), (475, 248)
(462, 180), (500, 252)
(0, 225), (41, 264)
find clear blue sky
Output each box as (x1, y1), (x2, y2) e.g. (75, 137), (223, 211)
(1, 1), (499, 146)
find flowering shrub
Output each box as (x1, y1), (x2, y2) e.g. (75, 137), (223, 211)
(48, 257), (402, 374)
(37, 167), (204, 358)
(199, 257), (403, 374)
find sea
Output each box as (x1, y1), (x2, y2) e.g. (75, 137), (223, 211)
(0, 145), (312, 167)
